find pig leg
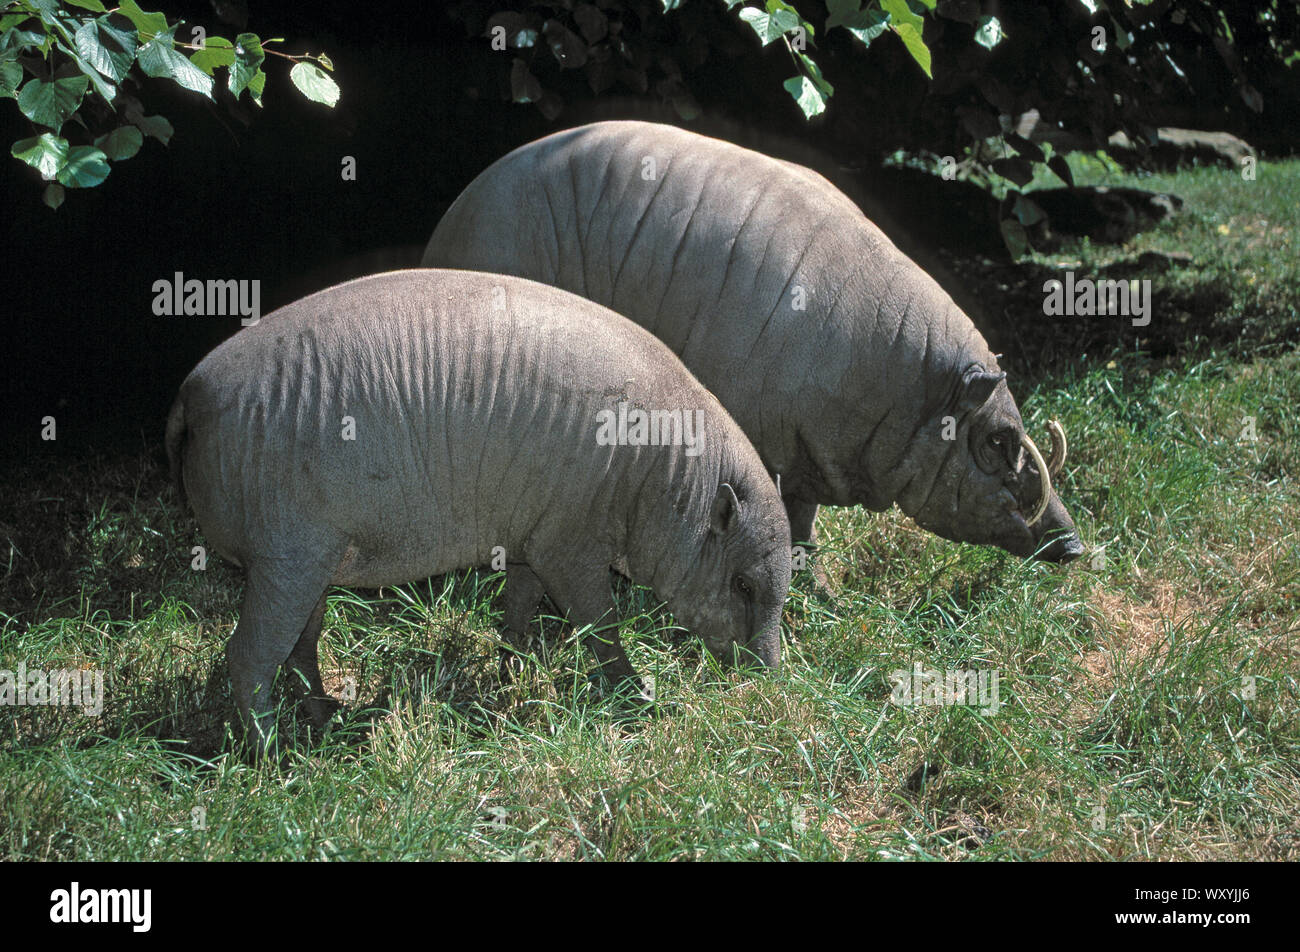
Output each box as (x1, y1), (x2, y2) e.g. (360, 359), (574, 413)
(786, 497), (818, 549)
(786, 497), (836, 597)
(500, 562), (546, 681)
(228, 557), (338, 754)
(283, 593), (340, 728)
(533, 558), (641, 692)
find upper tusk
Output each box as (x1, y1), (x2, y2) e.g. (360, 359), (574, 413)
(1021, 433), (1053, 526)
(1046, 420), (1067, 477)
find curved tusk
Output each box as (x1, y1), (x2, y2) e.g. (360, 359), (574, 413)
(1046, 420), (1067, 477)
(1021, 433), (1053, 526)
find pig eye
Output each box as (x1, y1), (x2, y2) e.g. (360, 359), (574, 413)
(978, 429), (1015, 474)
(733, 575), (753, 599)
(988, 429), (1016, 458)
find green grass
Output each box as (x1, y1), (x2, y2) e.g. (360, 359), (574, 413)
(2, 161), (1297, 861)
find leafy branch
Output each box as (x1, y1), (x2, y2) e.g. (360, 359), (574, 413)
(723, 0), (1004, 118)
(1, 0), (340, 207)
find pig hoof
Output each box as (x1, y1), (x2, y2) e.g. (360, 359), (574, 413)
(603, 675), (655, 709)
(302, 695), (341, 728)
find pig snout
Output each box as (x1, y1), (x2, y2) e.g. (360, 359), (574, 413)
(741, 627), (782, 670)
(1031, 493), (1085, 564)
(705, 619), (782, 671)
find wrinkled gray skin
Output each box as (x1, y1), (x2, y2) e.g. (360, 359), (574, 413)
(423, 121), (1084, 564)
(166, 269), (791, 745)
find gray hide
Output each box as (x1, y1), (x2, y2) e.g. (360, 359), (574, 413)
(166, 269), (791, 742)
(422, 121), (1084, 564)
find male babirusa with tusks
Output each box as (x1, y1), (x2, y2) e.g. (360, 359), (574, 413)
(909, 366), (1080, 563)
(423, 121), (1085, 570)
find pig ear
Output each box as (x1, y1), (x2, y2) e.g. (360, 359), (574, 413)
(956, 368), (1007, 412)
(710, 483), (741, 536)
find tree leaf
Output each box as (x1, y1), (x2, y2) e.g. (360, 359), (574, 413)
(246, 68), (264, 107)
(138, 27), (214, 98)
(94, 124), (143, 159)
(784, 75), (827, 118)
(1005, 131), (1043, 162)
(999, 218), (1029, 259)
(56, 144), (110, 187)
(289, 61), (339, 107)
(228, 32), (264, 98)
(58, 38), (118, 104)
(11, 132), (69, 179)
(123, 99), (173, 143)
(17, 74), (88, 129)
(1048, 154), (1074, 187)
(74, 18), (137, 82)
(797, 52), (833, 96)
(881, 0), (923, 32)
(891, 22), (932, 77)
(847, 11), (890, 47)
(65, 0), (108, 12)
(189, 34), (234, 75)
(880, 0), (931, 75)
(1, 28), (51, 57)
(767, 0), (809, 26)
(992, 156), (1034, 186)
(973, 15), (1005, 50)
(1011, 192), (1046, 226)
(27, 0), (63, 24)
(828, 0), (890, 47)
(43, 181), (65, 209)
(116, 0), (168, 39)
(739, 6), (801, 46)
(0, 60), (22, 99)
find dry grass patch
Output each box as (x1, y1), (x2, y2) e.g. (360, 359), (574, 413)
(1080, 580), (1213, 681)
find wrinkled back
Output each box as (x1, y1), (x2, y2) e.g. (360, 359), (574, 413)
(175, 269), (762, 580)
(423, 121), (994, 510)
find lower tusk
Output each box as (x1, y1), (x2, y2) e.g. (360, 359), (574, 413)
(1046, 420), (1067, 477)
(1021, 433), (1053, 526)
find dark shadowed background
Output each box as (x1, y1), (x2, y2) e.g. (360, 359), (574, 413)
(4, 0), (1295, 463)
